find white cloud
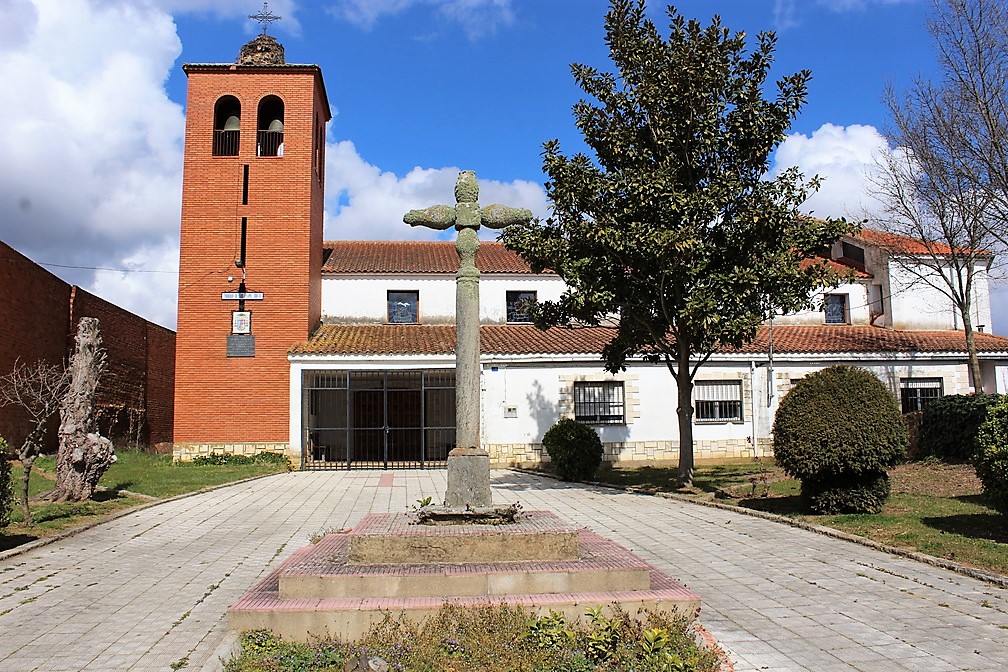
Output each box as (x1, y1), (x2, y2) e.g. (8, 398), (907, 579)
(0, 0), (542, 334)
(0, 0), (185, 330)
(816, 0), (919, 10)
(327, 0), (516, 39)
(772, 122), (890, 219)
(774, 0), (919, 30)
(771, 122), (1008, 335)
(323, 140), (548, 241)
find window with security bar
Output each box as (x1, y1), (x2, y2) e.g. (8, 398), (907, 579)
(694, 380), (743, 422)
(573, 381), (625, 425)
(900, 377), (943, 413)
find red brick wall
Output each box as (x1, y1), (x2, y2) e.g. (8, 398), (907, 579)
(146, 324), (176, 446)
(0, 241), (175, 452)
(0, 241), (72, 452)
(70, 288), (176, 447)
(174, 65), (327, 445)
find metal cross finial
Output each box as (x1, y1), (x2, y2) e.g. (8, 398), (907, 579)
(249, 1), (281, 35)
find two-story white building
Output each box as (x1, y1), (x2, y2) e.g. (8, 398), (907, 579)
(286, 232), (1008, 470)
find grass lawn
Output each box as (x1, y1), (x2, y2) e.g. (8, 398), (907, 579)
(591, 459), (1008, 577)
(1, 451), (289, 552)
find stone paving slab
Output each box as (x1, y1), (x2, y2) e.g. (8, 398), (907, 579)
(0, 469), (1006, 671)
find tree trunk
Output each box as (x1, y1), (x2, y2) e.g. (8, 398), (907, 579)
(43, 318), (114, 502)
(673, 346), (695, 487)
(962, 311), (985, 394)
(20, 453), (34, 526)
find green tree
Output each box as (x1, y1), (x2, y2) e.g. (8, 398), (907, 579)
(502, 0), (855, 484)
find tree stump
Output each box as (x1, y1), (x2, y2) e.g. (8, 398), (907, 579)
(43, 318), (115, 502)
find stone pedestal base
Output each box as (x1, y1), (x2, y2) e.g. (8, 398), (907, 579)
(444, 448), (492, 508)
(229, 511), (701, 641)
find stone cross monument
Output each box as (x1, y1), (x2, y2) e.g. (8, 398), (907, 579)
(405, 171), (532, 508)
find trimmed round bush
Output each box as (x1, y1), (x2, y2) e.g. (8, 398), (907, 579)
(543, 417), (603, 482)
(772, 365), (906, 514)
(800, 472), (892, 515)
(973, 397), (1008, 515)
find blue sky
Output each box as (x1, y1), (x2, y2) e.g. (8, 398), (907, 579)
(3, 0), (1003, 333)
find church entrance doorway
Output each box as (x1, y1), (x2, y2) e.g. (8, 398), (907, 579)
(302, 369), (455, 469)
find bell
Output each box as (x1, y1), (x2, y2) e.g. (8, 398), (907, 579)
(224, 115), (240, 131)
(268, 118), (284, 132)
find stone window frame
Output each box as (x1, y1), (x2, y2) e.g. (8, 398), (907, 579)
(559, 372), (640, 426)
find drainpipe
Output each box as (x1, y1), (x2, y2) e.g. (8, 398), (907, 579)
(767, 313), (776, 406)
(750, 361), (758, 459)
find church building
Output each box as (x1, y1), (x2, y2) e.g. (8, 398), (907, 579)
(173, 35), (1008, 469)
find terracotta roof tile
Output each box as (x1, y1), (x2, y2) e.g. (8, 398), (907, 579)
(322, 241), (544, 274)
(856, 227), (959, 256)
(291, 324), (1008, 357)
(800, 256), (872, 279)
(737, 325), (1008, 354)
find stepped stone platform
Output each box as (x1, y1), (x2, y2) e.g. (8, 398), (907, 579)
(229, 510), (700, 641)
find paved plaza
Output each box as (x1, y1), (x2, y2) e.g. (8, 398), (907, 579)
(1, 470), (1006, 671)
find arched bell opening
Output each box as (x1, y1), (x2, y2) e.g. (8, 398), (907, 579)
(213, 95), (241, 156)
(257, 95), (284, 157)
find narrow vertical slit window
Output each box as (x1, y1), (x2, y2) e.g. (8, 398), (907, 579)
(242, 164), (249, 205)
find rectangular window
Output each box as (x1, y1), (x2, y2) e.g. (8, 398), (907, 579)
(573, 381), (625, 425)
(841, 241), (866, 267)
(900, 378), (943, 413)
(506, 290), (537, 323)
(694, 380), (743, 422)
(387, 290), (419, 324)
(824, 294), (848, 324)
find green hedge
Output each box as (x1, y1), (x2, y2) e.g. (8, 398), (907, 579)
(973, 397), (1008, 515)
(919, 394), (1003, 462)
(191, 452), (290, 467)
(543, 417), (603, 482)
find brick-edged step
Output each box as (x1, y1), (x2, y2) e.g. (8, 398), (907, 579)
(280, 530), (652, 599)
(229, 511), (701, 642)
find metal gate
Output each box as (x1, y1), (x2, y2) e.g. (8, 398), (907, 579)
(302, 369), (455, 469)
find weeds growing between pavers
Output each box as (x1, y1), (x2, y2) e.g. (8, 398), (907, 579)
(586, 460), (1008, 577)
(225, 603), (719, 672)
(1, 450), (289, 551)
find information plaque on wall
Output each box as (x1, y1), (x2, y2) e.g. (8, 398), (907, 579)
(227, 334), (255, 357)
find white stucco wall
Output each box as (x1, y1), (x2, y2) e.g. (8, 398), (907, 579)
(773, 282), (871, 326)
(321, 274), (566, 324)
(887, 259), (993, 331)
(289, 352), (990, 467)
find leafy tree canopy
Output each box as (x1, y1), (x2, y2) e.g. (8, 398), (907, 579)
(501, 0), (856, 483)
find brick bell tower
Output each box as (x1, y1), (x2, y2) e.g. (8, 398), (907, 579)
(173, 30), (330, 461)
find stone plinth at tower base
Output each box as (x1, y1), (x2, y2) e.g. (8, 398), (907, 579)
(444, 447), (493, 508)
(228, 511), (700, 642)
